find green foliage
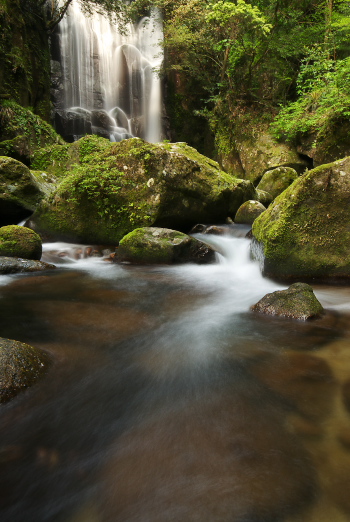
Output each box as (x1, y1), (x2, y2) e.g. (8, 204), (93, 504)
(272, 55), (350, 141)
(45, 0), (129, 30)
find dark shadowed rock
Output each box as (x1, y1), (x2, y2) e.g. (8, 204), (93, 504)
(0, 157), (47, 225)
(0, 337), (52, 403)
(251, 283), (324, 320)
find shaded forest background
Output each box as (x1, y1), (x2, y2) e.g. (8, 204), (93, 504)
(0, 0), (350, 163)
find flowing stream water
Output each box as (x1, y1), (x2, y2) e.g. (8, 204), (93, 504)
(0, 229), (350, 521)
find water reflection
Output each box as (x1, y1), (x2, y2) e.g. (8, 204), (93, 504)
(0, 234), (349, 521)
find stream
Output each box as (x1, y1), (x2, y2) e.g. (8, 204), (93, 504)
(0, 226), (350, 522)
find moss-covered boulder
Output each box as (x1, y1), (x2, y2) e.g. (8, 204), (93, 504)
(28, 137), (257, 244)
(256, 167), (298, 200)
(0, 102), (64, 164)
(0, 225), (42, 259)
(0, 338), (52, 403)
(256, 189), (273, 208)
(235, 200), (266, 225)
(0, 257), (55, 274)
(0, 156), (57, 225)
(296, 120), (350, 168)
(117, 227), (215, 264)
(252, 157), (350, 281)
(221, 126), (309, 184)
(251, 283), (324, 321)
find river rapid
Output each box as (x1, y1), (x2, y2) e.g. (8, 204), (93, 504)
(0, 227), (350, 522)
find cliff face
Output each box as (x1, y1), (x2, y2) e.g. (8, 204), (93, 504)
(0, 0), (51, 120)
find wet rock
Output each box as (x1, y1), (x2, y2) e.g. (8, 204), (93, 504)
(0, 337), (52, 403)
(204, 225), (226, 235)
(0, 257), (56, 274)
(251, 283), (324, 320)
(252, 156), (350, 281)
(256, 166), (298, 200)
(189, 224), (207, 234)
(54, 108), (92, 142)
(28, 137), (257, 244)
(91, 110), (115, 131)
(234, 200), (266, 225)
(117, 227), (215, 264)
(0, 225), (42, 260)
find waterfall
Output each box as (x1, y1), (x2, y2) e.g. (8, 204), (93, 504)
(52, 1), (163, 143)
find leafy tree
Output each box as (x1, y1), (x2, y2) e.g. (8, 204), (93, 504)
(22, 0), (128, 31)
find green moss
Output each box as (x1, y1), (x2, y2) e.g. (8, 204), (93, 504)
(0, 225), (42, 260)
(30, 138), (258, 243)
(252, 157), (350, 279)
(0, 102), (63, 163)
(118, 227), (185, 263)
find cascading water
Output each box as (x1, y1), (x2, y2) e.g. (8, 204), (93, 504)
(52, 0), (163, 143)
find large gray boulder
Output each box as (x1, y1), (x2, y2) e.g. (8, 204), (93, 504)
(117, 227), (215, 264)
(251, 283), (324, 320)
(0, 338), (52, 403)
(28, 137), (258, 244)
(252, 157), (350, 281)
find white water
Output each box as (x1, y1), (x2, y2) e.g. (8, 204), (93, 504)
(56, 1), (163, 142)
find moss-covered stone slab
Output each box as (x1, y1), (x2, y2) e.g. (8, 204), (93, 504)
(28, 137), (257, 244)
(117, 227), (215, 264)
(235, 200), (266, 225)
(0, 225), (42, 259)
(251, 283), (324, 320)
(0, 257), (55, 274)
(256, 166), (298, 200)
(252, 157), (350, 281)
(0, 337), (52, 403)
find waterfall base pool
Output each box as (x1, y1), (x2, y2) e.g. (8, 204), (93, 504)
(0, 233), (350, 522)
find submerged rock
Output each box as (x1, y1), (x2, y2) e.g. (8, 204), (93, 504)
(0, 257), (55, 274)
(0, 225), (42, 260)
(117, 227), (215, 264)
(235, 200), (266, 225)
(256, 166), (298, 200)
(252, 157), (350, 281)
(28, 137), (257, 244)
(251, 283), (324, 320)
(0, 337), (52, 403)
